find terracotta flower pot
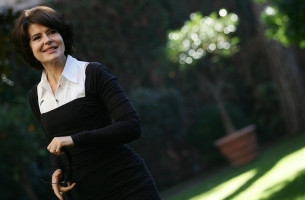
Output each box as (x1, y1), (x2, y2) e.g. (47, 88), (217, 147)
(215, 124), (258, 167)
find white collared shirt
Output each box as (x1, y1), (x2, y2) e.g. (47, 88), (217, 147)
(37, 55), (88, 114)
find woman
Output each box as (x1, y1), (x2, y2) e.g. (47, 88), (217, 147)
(12, 6), (161, 200)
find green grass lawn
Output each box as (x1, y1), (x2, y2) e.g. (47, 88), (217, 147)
(162, 134), (305, 200)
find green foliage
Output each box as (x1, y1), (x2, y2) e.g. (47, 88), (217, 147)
(0, 9), (17, 92)
(0, 8), (52, 199)
(167, 9), (240, 69)
(129, 88), (184, 154)
(260, 0), (305, 48)
(130, 88), (184, 139)
(0, 97), (49, 199)
(0, 8), (39, 99)
(0, 0), (292, 195)
(252, 83), (285, 142)
(260, 5), (290, 46)
(0, 98), (45, 166)
(130, 88), (188, 188)
(51, 0), (179, 88)
(0, 9), (15, 72)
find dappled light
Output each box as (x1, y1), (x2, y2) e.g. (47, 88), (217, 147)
(191, 169), (257, 200)
(167, 9), (239, 68)
(2, 0), (305, 199)
(264, 6), (276, 16)
(235, 147), (305, 199)
(261, 5), (291, 47)
(166, 134), (305, 200)
(1, 73), (14, 86)
(235, 148), (305, 200)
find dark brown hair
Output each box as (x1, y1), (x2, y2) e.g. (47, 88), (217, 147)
(12, 6), (74, 70)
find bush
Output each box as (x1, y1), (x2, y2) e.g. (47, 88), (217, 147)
(130, 88), (205, 189)
(0, 97), (51, 200)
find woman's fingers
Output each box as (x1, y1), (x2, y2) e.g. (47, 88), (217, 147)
(59, 182), (77, 192)
(47, 137), (63, 155)
(51, 170), (76, 199)
(52, 170), (64, 200)
(54, 185), (64, 200)
(47, 136), (74, 155)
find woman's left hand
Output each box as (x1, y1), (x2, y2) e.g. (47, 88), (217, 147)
(47, 136), (74, 155)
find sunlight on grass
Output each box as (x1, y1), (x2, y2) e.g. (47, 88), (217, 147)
(234, 147), (305, 200)
(190, 169), (257, 200)
(188, 147), (305, 200)
(164, 135), (305, 200)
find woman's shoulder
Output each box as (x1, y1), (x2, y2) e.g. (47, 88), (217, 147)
(85, 62), (116, 80)
(84, 62), (117, 95)
(28, 84), (41, 117)
(28, 84), (38, 98)
(86, 62), (108, 72)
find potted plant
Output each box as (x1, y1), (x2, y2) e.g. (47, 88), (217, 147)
(167, 9), (258, 166)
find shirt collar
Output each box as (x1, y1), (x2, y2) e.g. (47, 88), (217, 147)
(62, 55), (78, 84)
(40, 70), (49, 91)
(39, 55), (79, 89)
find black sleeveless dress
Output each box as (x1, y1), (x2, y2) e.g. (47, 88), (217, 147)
(28, 62), (161, 200)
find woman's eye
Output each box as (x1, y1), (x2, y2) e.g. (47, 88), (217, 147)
(48, 29), (57, 35)
(33, 36), (40, 41)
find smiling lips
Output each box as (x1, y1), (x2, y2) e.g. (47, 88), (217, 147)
(42, 46), (57, 52)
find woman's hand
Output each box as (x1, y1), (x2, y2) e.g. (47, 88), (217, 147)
(52, 169), (76, 200)
(47, 136), (74, 155)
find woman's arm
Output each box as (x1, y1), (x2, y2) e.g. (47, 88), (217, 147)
(71, 63), (141, 146)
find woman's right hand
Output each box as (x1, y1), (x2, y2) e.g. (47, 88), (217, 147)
(52, 169), (76, 200)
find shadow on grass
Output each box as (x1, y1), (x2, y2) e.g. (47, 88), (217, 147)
(225, 135), (305, 200)
(259, 169), (305, 200)
(222, 136), (305, 200)
(168, 134), (305, 200)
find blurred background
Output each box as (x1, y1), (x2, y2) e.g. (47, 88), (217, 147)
(1, 0), (305, 199)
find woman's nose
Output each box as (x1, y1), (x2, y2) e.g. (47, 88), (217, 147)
(44, 35), (52, 44)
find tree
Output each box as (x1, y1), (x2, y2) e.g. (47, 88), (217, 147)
(251, 0), (305, 135)
(0, 8), (52, 200)
(167, 9), (240, 135)
(258, 0), (305, 48)
(50, 0), (179, 89)
(0, 8), (15, 93)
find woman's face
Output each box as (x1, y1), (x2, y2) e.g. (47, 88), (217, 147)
(28, 23), (66, 66)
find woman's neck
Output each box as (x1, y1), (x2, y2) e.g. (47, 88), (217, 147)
(43, 55), (67, 94)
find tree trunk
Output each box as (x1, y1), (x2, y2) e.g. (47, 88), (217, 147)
(251, 1), (305, 135)
(195, 73), (236, 135)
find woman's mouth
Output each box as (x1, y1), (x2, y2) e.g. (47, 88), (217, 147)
(42, 46), (58, 52)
